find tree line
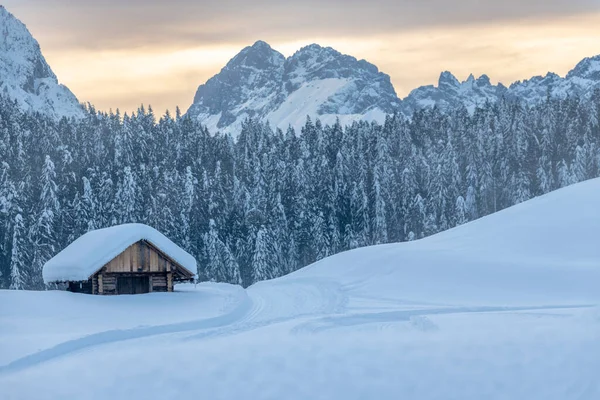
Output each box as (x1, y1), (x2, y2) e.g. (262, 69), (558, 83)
(1, 90), (599, 289)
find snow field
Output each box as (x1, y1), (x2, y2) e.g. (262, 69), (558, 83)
(2, 178), (600, 399)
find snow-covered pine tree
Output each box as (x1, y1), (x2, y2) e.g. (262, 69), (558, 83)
(80, 176), (97, 232)
(30, 155), (60, 289)
(115, 166), (138, 224)
(204, 219), (223, 282)
(252, 225), (274, 283)
(455, 196), (468, 226)
(0, 162), (12, 284)
(203, 219), (239, 284)
(178, 166), (196, 252)
(97, 172), (116, 228)
(9, 214), (27, 290)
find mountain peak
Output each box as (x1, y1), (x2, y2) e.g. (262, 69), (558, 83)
(301, 43), (322, 50)
(291, 43), (343, 63)
(566, 54), (600, 80)
(226, 40), (285, 70)
(251, 40), (271, 49)
(0, 6), (83, 119)
(286, 42), (384, 83)
(188, 40), (286, 130)
(245, 40), (280, 58)
(187, 41), (398, 135)
(476, 74), (491, 86)
(438, 71), (460, 88)
(297, 43), (327, 52)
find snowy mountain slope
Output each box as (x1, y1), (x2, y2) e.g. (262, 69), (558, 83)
(186, 41), (286, 135)
(186, 41), (399, 135)
(0, 6), (83, 120)
(2, 179), (600, 399)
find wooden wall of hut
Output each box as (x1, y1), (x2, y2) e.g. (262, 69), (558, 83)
(102, 241), (176, 274)
(64, 240), (194, 295)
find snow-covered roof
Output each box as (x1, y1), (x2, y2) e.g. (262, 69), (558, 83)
(43, 224), (197, 283)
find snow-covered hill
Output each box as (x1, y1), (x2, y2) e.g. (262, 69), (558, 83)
(186, 41), (399, 135)
(2, 179), (600, 399)
(291, 177), (600, 306)
(0, 6), (83, 120)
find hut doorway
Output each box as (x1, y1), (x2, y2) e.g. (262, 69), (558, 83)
(117, 276), (150, 294)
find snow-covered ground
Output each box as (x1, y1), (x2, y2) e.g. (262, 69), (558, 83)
(2, 179), (600, 399)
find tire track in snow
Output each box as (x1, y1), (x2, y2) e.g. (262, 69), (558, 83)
(183, 278), (349, 341)
(0, 278), (346, 375)
(247, 278), (348, 319)
(0, 289), (253, 375)
(290, 304), (594, 334)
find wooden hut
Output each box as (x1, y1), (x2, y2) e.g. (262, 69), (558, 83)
(43, 224), (196, 295)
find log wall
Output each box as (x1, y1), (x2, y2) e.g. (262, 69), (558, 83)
(89, 273), (173, 294)
(152, 275), (168, 292)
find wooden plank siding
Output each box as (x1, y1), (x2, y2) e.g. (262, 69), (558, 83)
(150, 249), (158, 272)
(132, 245), (138, 273)
(102, 242), (181, 275)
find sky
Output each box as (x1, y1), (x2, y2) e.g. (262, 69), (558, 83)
(3, 0), (600, 115)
